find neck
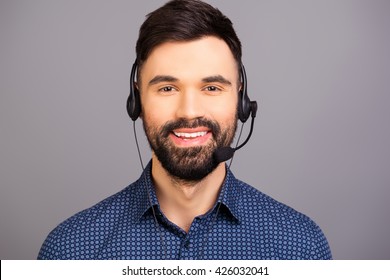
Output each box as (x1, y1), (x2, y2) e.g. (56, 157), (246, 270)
(151, 154), (226, 232)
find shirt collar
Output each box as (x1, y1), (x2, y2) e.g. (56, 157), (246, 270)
(134, 161), (243, 222)
(216, 167), (242, 222)
(133, 161), (159, 222)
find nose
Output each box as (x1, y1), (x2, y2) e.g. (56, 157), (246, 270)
(175, 90), (205, 120)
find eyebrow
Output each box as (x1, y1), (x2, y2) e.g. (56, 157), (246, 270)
(148, 75), (178, 86)
(202, 75), (232, 86)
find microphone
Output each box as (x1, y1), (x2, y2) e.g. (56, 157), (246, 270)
(214, 101), (258, 163)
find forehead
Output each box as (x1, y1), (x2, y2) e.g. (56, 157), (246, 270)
(139, 36), (238, 84)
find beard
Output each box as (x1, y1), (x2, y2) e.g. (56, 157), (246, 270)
(143, 116), (237, 182)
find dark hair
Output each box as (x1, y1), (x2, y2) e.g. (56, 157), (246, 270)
(135, 0), (242, 69)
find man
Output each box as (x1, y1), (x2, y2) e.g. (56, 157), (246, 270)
(38, 0), (332, 259)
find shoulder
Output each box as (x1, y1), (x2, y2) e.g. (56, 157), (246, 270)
(38, 182), (139, 259)
(237, 179), (312, 221)
(238, 179), (306, 219)
(236, 179), (332, 259)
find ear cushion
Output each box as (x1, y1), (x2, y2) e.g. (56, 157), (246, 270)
(127, 87), (141, 121)
(237, 63), (251, 123)
(238, 89), (251, 123)
(127, 61), (141, 121)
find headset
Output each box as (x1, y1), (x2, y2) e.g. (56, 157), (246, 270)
(126, 59), (258, 163)
(127, 59), (256, 123)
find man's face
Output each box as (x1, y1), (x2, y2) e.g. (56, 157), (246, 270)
(139, 36), (239, 181)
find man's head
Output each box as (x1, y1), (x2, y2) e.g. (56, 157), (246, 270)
(135, 0), (242, 182)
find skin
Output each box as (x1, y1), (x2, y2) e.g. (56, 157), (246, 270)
(139, 36), (239, 232)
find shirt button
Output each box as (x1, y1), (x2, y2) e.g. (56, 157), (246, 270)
(184, 240), (191, 249)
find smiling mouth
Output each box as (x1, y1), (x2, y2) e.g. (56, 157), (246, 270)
(170, 128), (211, 145)
(173, 131), (208, 139)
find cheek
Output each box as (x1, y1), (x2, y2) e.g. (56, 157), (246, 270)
(142, 113), (163, 133)
(141, 99), (173, 126)
(209, 98), (238, 122)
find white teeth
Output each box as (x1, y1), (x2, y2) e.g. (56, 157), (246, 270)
(173, 131), (207, 138)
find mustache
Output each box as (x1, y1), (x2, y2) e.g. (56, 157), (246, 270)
(161, 118), (221, 137)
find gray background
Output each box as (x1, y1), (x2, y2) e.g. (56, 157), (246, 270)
(1, 0), (389, 260)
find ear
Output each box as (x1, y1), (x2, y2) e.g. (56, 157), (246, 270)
(238, 82), (243, 93)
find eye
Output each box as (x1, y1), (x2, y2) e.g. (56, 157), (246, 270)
(158, 86), (177, 95)
(204, 85), (221, 92)
(158, 86), (176, 93)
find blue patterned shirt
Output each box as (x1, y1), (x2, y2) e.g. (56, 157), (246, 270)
(38, 162), (332, 259)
